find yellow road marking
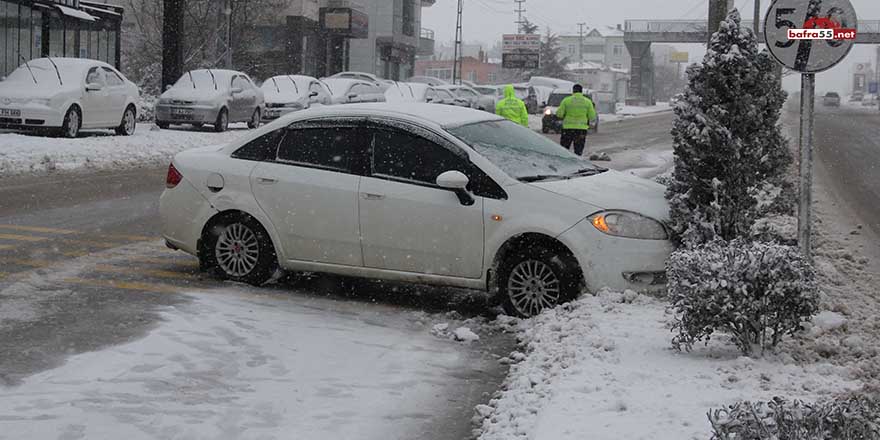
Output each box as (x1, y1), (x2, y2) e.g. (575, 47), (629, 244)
(62, 278), (179, 294)
(3, 259), (50, 268)
(55, 238), (121, 249)
(101, 234), (158, 242)
(0, 224), (76, 235)
(0, 233), (48, 242)
(127, 256), (199, 267)
(0, 244), (14, 250)
(92, 264), (195, 280)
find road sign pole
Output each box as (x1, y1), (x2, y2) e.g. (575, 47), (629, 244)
(798, 73), (815, 261)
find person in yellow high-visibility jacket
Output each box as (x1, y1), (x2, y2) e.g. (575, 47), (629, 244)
(556, 84), (598, 156)
(495, 84), (529, 127)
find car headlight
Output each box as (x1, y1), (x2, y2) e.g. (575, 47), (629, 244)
(30, 98), (51, 106)
(544, 108), (553, 116)
(589, 211), (668, 240)
(158, 98), (171, 105)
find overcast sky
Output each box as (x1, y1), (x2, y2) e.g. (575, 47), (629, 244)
(422, 0), (880, 92)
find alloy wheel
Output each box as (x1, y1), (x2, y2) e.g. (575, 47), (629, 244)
(124, 109), (136, 134)
(507, 260), (561, 317)
(215, 223), (260, 277)
(66, 110), (79, 137)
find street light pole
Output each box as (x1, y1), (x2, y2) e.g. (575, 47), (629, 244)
(225, 0), (233, 69)
(754, 0), (761, 37)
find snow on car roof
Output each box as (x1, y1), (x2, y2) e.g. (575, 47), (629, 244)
(300, 103), (503, 128)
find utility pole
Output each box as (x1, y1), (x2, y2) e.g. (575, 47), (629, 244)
(514, 0), (526, 33)
(224, 0), (233, 68)
(162, 0), (185, 91)
(577, 22), (587, 62)
(453, 0), (463, 85)
(753, 0), (761, 37)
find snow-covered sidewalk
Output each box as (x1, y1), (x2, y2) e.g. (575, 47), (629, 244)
(476, 291), (861, 440)
(0, 125), (249, 176)
(528, 102), (672, 132)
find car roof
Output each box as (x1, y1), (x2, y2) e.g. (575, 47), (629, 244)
(278, 103), (503, 129)
(32, 57), (112, 68)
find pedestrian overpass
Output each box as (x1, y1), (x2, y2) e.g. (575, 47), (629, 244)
(622, 19), (880, 104)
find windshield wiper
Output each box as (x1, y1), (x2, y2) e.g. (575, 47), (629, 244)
(188, 70), (196, 89)
(46, 57), (62, 85)
(569, 167), (608, 177)
(271, 77), (280, 93)
(19, 55), (37, 84)
(519, 175), (565, 183)
(287, 76), (299, 94)
(206, 69), (217, 90)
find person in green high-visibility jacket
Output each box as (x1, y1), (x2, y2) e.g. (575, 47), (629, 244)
(495, 84), (529, 127)
(556, 84), (598, 156)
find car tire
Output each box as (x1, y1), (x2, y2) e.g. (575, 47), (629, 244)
(247, 108), (261, 129)
(60, 106), (81, 138)
(541, 126), (550, 134)
(201, 213), (278, 286)
(115, 105), (137, 136)
(192, 123), (204, 129)
(156, 121), (170, 129)
(497, 246), (580, 318)
(214, 108), (229, 132)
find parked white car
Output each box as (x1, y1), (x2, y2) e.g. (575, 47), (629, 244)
(322, 78), (386, 105)
(160, 104), (672, 317)
(260, 75), (332, 122)
(327, 71), (391, 91)
(0, 58), (139, 138)
(437, 85), (482, 108)
(156, 69), (265, 132)
(407, 76), (450, 86)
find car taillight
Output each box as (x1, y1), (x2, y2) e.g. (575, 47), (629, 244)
(166, 163), (183, 189)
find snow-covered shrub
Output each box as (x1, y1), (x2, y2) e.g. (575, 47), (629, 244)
(669, 240), (818, 355)
(137, 94), (158, 123)
(666, 9), (791, 246)
(708, 395), (880, 440)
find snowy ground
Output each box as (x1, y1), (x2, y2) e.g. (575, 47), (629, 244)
(527, 102), (672, 132)
(475, 291), (860, 440)
(0, 125), (249, 177)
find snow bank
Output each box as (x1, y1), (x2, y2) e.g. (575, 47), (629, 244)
(476, 292), (861, 440)
(0, 126), (249, 176)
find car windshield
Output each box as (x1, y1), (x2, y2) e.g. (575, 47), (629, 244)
(826, 92), (839, 97)
(262, 76), (300, 95)
(173, 70), (222, 90)
(448, 119), (601, 181)
(547, 93), (567, 106)
(4, 60), (82, 86)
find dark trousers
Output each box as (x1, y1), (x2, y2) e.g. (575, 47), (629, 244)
(560, 129), (587, 156)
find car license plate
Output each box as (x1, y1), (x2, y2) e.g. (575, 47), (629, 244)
(0, 108), (21, 117)
(172, 108), (193, 116)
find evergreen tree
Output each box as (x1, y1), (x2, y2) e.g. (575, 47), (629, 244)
(535, 29), (570, 79)
(666, 9), (790, 245)
(519, 18), (540, 35)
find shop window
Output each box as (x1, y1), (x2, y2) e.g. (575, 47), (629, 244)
(49, 13), (63, 57)
(107, 29), (116, 66)
(6, 2), (20, 74)
(89, 25), (98, 61)
(64, 21), (76, 57)
(402, 0), (415, 37)
(32, 10), (41, 59)
(79, 28), (89, 58)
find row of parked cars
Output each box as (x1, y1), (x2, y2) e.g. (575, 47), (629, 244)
(0, 57), (590, 137)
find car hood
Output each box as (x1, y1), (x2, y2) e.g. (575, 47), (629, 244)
(263, 89), (304, 104)
(161, 88), (226, 102)
(531, 170), (670, 221)
(0, 82), (73, 99)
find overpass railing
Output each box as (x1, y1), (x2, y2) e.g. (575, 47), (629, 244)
(625, 19), (880, 35)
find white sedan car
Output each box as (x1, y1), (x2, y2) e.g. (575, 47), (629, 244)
(321, 78), (386, 105)
(160, 104), (672, 317)
(0, 58), (139, 137)
(260, 75), (332, 121)
(156, 69), (265, 132)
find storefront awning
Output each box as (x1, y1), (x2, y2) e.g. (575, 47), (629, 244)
(55, 5), (98, 22)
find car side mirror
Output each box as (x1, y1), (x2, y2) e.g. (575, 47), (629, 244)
(426, 97), (434, 103)
(165, 84), (172, 91)
(86, 83), (103, 92)
(347, 93), (358, 101)
(309, 91), (319, 98)
(436, 170), (474, 206)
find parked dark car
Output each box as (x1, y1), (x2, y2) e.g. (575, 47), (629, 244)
(822, 92), (841, 107)
(541, 91), (599, 134)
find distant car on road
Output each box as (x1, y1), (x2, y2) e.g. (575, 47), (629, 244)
(861, 93), (878, 107)
(435, 85), (477, 107)
(160, 103), (672, 317)
(259, 75), (332, 122)
(849, 92), (864, 102)
(822, 92), (841, 107)
(542, 90), (599, 134)
(0, 58), (139, 138)
(322, 78), (387, 105)
(156, 69), (265, 132)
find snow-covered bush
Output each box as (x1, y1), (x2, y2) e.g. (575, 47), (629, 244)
(666, 9), (790, 246)
(708, 395), (880, 440)
(137, 94), (158, 123)
(669, 240), (818, 355)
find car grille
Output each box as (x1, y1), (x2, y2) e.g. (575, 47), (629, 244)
(0, 117), (21, 124)
(267, 103), (287, 108)
(170, 100), (196, 105)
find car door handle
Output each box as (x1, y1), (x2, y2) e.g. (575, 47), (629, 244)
(361, 193), (386, 200)
(257, 177), (277, 185)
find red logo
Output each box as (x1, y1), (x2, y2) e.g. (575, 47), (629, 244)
(788, 17), (857, 40)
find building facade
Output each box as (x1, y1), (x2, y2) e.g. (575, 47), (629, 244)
(0, 0), (123, 76)
(347, 0), (432, 80)
(415, 55), (500, 84)
(559, 25), (630, 71)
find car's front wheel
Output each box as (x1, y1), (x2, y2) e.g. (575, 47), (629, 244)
(247, 108), (261, 129)
(60, 106), (81, 138)
(498, 246), (580, 317)
(201, 213), (277, 286)
(116, 105), (136, 136)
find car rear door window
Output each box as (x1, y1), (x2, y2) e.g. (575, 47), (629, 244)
(232, 128), (285, 161)
(277, 126), (364, 173)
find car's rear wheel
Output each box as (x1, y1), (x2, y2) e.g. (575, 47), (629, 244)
(214, 108), (229, 132)
(247, 108), (261, 129)
(60, 106), (81, 138)
(116, 105), (136, 136)
(201, 213), (277, 286)
(192, 122), (204, 129)
(498, 246), (580, 317)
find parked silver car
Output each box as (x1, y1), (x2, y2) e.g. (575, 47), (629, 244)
(322, 78), (387, 105)
(260, 75), (332, 121)
(156, 69), (265, 132)
(438, 85), (482, 108)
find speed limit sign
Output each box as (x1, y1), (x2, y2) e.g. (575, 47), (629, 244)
(764, 0), (858, 73)
(763, 0), (859, 261)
